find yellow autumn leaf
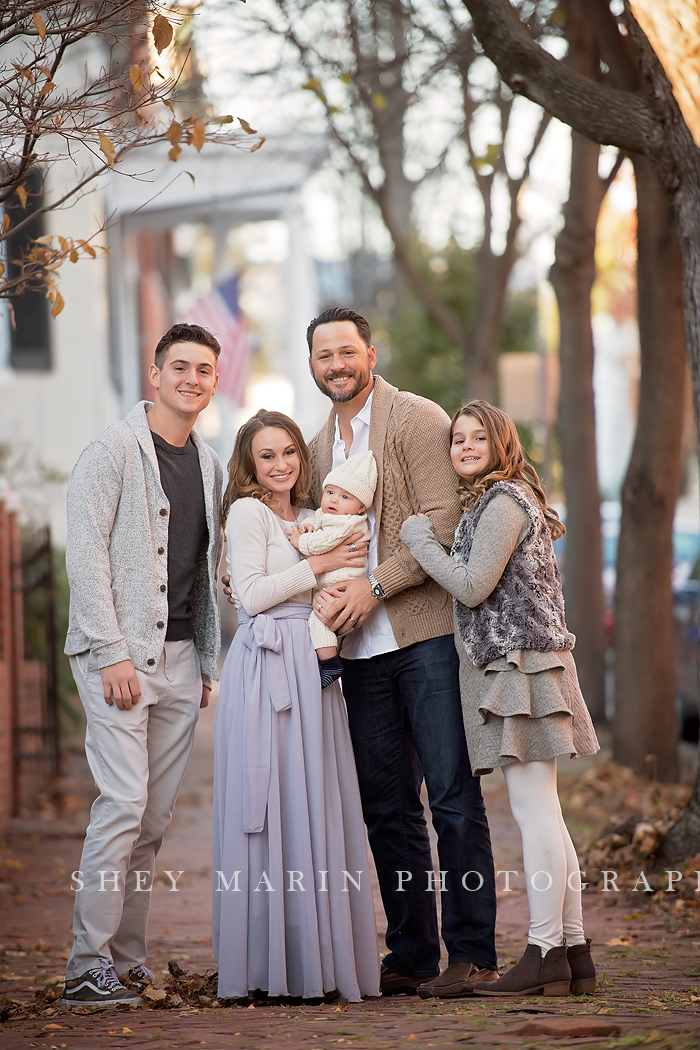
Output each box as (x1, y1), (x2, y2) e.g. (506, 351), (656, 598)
(167, 121), (182, 147)
(130, 64), (143, 91)
(98, 132), (115, 167)
(69, 248), (79, 263)
(238, 117), (257, 135)
(168, 145), (182, 162)
(51, 292), (65, 318)
(2, 214), (10, 235)
(58, 236), (68, 252)
(213, 114), (233, 124)
(16, 184), (27, 208)
(135, 109), (143, 123)
(192, 121), (205, 152)
(302, 78), (322, 93)
(0, 261), (4, 277)
(78, 240), (96, 259)
(33, 12), (47, 40)
(250, 137), (265, 153)
(372, 92), (388, 110)
(152, 15), (173, 55)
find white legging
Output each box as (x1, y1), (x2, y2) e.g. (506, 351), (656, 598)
(502, 758), (586, 954)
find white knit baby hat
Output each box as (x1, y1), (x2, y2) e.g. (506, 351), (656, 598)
(323, 450), (378, 509)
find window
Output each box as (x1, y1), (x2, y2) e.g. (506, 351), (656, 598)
(8, 169), (51, 370)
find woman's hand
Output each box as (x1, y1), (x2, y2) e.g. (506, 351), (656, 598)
(307, 529), (369, 576)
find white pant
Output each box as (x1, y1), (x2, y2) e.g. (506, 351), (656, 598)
(503, 759), (586, 953)
(67, 641), (201, 978)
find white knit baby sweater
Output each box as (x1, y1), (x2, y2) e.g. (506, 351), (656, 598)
(298, 509), (371, 592)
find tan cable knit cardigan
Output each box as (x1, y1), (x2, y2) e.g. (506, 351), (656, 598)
(308, 375), (461, 649)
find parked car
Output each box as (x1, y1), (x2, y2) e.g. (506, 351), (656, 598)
(555, 500), (700, 742)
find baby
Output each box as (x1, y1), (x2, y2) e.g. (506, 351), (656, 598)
(289, 450), (377, 687)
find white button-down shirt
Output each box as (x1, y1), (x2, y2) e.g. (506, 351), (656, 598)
(331, 390), (399, 660)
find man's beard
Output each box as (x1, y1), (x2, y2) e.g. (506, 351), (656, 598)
(311, 367), (371, 403)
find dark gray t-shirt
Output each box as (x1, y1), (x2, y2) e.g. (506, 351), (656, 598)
(151, 431), (208, 641)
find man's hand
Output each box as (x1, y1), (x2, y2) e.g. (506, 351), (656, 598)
(200, 684), (212, 709)
(221, 573), (235, 605)
(314, 578), (378, 635)
(100, 660), (142, 710)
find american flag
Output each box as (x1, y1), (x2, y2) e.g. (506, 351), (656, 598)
(187, 275), (251, 406)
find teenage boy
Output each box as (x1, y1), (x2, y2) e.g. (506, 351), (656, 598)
(307, 307), (498, 998)
(62, 323), (223, 1010)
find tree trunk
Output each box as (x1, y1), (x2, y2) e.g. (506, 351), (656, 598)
(550, 130), (607, 722)
(613, 155), (686, 781)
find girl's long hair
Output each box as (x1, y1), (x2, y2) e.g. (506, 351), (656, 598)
(221, 409), (312, 528)
(451, 400), (565, 541)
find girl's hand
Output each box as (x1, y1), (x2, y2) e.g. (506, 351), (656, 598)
(403, 513), (429, 526)
(307, 529), (369, 576)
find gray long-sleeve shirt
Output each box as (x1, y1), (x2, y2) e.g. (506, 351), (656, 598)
(399, 495), (529, 607)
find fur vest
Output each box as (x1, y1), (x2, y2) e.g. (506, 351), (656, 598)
(452, 481), (575, 666)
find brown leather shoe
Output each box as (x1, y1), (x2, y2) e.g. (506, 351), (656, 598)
(417, 961), (499, 999)
(379, 964), (430, 996)
(567, 939), (596, 994)
(474, 943), (571, 997)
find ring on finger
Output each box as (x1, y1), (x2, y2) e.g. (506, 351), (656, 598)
(349, 542), (357, 551)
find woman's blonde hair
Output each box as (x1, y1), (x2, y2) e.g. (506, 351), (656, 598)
(222, 409), (312, 527)
(450, 399), (565, 541)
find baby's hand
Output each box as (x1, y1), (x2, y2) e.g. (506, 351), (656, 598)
(288, 530), (302, 550)
(297, 522), (315, 533)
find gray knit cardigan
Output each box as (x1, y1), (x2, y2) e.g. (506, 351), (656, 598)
(452, 481), (574, 666)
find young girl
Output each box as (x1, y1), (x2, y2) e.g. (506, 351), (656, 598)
(401, 400), (599, 998)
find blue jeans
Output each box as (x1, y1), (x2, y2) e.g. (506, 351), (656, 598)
(341, 634), (497, 977)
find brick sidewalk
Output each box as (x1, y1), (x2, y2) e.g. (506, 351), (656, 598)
(1, 689), (699, 1049)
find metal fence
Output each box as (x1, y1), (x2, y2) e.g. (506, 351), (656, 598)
(0, 485), (59, 829)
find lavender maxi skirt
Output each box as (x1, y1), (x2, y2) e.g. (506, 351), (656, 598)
(212, 601), (380, 1001)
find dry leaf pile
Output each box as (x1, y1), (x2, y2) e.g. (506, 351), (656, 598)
(559, 760), (700, 898)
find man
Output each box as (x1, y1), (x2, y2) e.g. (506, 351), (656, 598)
(307, 307), (498, 997)
(62, 323), (223, 1010)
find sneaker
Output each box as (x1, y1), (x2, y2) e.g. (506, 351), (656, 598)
(61, 960), (144, 1010)
(127, 964), (155, 992)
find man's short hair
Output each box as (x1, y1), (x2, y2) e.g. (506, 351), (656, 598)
(306, 307), (372, 354)
(154, 323), (221, 369)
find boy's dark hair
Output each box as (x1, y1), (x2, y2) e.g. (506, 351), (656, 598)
(306, 307), (372, 353)
(154, 323), (221, 369)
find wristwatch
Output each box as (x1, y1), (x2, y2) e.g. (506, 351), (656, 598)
(368, 572), (386, 600)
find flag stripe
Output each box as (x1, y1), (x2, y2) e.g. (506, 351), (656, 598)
(186, 283), (251, 408)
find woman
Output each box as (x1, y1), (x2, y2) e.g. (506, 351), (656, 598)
(400, 400), (599, 997)
(213, 409), (380, 1002)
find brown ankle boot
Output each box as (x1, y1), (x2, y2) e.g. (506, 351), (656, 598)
(567, 939), (596, 994)
(474, 943), (571, 997)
